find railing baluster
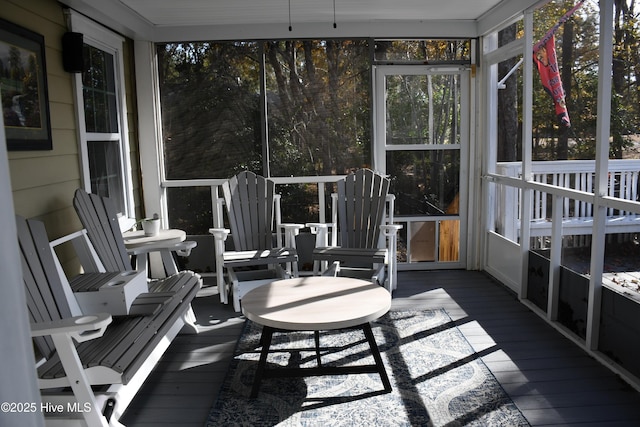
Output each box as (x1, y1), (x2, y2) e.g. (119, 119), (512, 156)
(493, 159), (640, 247)
(623, 171), (631, 215)
(539, 173), (547, 220)
(608, 172), (615, 216)
(587, 173), (593, 217)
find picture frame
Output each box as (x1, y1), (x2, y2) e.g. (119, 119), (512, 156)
(0, 18), (52, 150)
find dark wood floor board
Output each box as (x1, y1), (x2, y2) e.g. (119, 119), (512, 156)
(462, 335), (587, 361)
(522, 404), (640, 426)
(151, 354), (235, 373)
(483, 354), (600, 372)
(555, 423), (640, 427)
(502, 376), (633, 396)
(512, 389), (640, 410)
(121, 393), (215, 409)
(120, 406), (212, 425)
(492, 364), (620, 384)
(456, 317), (571, 339)
(131, 380), (221, 397)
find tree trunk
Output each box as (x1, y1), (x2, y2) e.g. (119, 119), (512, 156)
(497, 24), (519, 162)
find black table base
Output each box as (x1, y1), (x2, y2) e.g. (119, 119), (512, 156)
(250, 323), (392, 398)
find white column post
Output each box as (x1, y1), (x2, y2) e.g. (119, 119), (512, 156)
(0, 106), (44, 427)
(586, 0), (614, 350)
(519, 9), (535, 300)
(134, 41), (166, 223)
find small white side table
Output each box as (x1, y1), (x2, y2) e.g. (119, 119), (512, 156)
(122, 229), (187, 277)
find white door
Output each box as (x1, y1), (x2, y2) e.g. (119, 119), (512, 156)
(374, 65), (470, 269)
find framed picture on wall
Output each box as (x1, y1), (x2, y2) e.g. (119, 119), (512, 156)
(0, 18), (52, 150)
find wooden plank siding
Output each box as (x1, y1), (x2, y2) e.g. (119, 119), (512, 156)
(121, 271), (640, 427)
(2, 0), (143, 275)
(3, 0), (82, 236)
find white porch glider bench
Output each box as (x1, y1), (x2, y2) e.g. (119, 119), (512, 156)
(18, 215), (200, 427)
(496, 160), (640, 241)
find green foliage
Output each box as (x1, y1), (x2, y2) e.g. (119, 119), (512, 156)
(158, 42), (262, 180)
(499, 0), (640, 162)
(374, 39), (471, 62)
(264, 40), (371, 176)
(158, 40), (371, 180)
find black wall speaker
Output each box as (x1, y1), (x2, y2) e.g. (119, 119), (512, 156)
(62, 32), (84, 73)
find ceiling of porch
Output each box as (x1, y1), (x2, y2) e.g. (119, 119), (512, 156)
(61, 0), (537, 41)
(118, 0), (504, 27)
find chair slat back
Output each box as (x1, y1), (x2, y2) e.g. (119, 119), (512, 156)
(222, 171), (275, 251)
(336, 169), (390, 249)
(73, 189), (130, 271)
(16, 215), (72, 359)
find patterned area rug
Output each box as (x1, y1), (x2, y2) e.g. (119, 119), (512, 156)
(206, 309), (529, 426)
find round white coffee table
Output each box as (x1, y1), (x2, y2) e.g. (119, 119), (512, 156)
(241, 276), (392, 398)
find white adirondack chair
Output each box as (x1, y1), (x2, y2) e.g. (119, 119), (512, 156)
(73, 188), (201, 332)
(307, 169), (402, 292)
(73, 189), (197, 277)
(209, 171), (303, 311)
(17, 215), (200, 427)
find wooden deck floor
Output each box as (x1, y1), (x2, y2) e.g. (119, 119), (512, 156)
(121, 270), (640, 426)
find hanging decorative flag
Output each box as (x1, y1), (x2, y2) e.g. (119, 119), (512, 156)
(532, 0), (585, 128)
(533, 34), (570, 127)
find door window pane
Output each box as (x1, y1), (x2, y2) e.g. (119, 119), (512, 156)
(409, 221), (436, 262)
(439, 219), (460, 262)
(87, 140), (124, 213)
(385, 74), (461, 145)
(83, 45), (118, 133)
(387, 150), (460, 216)
(406, 219), (460, 263)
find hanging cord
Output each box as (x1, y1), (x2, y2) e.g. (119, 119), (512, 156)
(289, 0), (292, 31)
(333, 0), (337, 28)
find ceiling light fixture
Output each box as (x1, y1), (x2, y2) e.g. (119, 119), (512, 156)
(333, 0), (337, 28)
(289, 0), (292, 31)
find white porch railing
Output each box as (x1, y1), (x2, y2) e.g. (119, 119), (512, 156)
(496, 159), (640, 241)
(162, 175), (348, 229)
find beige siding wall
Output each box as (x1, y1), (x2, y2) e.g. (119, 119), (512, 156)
(1, 0), (142, 272)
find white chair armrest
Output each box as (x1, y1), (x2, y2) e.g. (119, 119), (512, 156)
(281, 223), (304, 234)
(174, 240), (197, 256)
(126, 240), (197, 256)
(31, 313), (112, 343)
(280, 223), (303, 248)
(305, 222), (330, 234)
(379, 224), (402, 293)
(209, 228), (231, 241)
(380, 224), (403, 236)
(306, 222), (332, 247)
(209, 228), (231, 304)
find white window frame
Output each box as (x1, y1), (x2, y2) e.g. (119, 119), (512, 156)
(68, 10), (135, 221)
